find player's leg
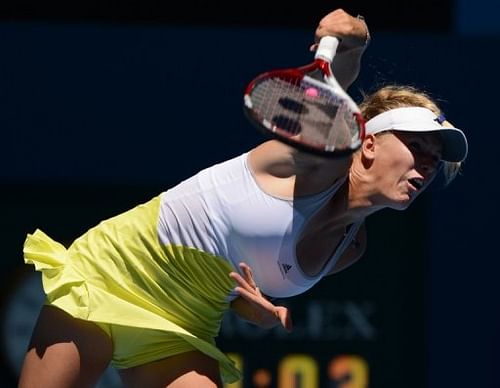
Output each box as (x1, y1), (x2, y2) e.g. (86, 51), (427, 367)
(18, 304), (113, 388)
(119, 350), (222, 388)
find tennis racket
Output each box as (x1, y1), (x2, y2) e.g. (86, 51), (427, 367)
(243, 36), (365, 157)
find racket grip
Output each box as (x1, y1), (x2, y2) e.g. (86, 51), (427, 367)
(314, 36), (339, 62)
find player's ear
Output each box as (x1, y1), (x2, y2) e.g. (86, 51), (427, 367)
(361, 134), (376, 161)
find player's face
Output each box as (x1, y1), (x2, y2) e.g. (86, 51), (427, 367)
(370, 131), (442, 209)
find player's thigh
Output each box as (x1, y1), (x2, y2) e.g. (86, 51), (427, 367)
(18, 304), (113, 388)
(119, 350), (222, 388)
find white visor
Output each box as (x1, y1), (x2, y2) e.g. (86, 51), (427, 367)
(365, 107), (468, 162)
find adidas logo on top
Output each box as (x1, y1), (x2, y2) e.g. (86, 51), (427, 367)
(278, 261), (292, 278)
(282, 263), (292, 274)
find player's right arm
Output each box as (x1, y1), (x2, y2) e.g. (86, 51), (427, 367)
(313, 8), (371, 89)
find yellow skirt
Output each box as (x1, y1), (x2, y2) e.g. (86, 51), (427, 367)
(23, 196), (240, 383)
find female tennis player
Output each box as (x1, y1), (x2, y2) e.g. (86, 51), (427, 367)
(18, 9), (468, 388)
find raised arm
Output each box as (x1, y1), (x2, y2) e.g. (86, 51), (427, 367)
(313, 8), (371, 90)
(247, 9), (370, 198)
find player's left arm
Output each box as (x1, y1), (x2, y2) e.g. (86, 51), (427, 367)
(229, 263), (293, 332)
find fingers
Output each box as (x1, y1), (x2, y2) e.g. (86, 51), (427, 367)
(314, 8), (369, 48)
(239, 262), (257, 289)
(229, 273), (262, 300)
(229, 262), (258, 292)
(232, 285), (265, 305)
(229, 271), (254, 293)
(309, 43), (319, 52)
(228, 262), (269, 305)
(276, 306), (293, 332)
(229, 265), (293, 332)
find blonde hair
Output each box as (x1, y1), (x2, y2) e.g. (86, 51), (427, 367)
(359, 85), (462, 185)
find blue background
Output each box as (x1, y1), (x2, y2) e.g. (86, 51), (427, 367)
(0, 3), (499, 386)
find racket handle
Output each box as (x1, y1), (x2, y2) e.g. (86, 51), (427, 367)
(314, 36), (339, 63)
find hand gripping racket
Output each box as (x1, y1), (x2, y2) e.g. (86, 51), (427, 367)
(243, 36), (365, 157)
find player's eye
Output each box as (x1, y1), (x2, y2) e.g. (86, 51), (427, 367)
(408, 141), (422, 152)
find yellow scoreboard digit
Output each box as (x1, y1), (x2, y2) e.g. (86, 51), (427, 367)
(278, 354), (318, 388)
(328, 355), (369, 388)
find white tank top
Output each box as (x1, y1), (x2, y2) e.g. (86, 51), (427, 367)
(158, 152), (360, 299)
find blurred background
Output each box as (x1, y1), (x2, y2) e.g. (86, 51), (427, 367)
(0, 1), (498, 387)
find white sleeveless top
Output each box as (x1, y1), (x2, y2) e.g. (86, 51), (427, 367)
(158, 152), (360, 299)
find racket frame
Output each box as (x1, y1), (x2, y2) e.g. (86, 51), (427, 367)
(243, 37), (365, 157)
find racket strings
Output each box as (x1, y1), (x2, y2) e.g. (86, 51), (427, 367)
(263, 78), (301, 134)
(249, 77), (359, 150)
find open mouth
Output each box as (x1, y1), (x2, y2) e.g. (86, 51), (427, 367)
(408, 178), (424, 191)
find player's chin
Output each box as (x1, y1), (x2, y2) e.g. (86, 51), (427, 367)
(389, 194), (415, 211)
